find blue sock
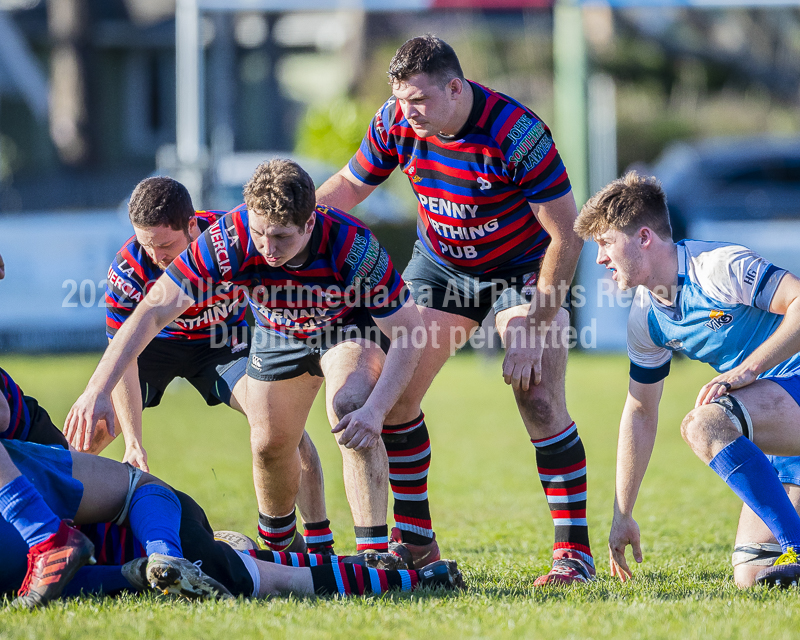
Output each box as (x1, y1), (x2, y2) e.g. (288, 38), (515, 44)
(0, 475), (61, 547)
(128, 484), (183, 557)
(63, 565), (136, 597)
(709, 437), (800, 551)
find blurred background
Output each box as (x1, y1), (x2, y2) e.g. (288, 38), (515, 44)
(1, 0), (799, 351)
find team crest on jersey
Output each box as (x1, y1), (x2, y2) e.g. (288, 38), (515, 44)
(705, 310), (733, 332)
(665, 339), (684, 350)
(404, 158), (422, 183)
(520, 272), (538, 295)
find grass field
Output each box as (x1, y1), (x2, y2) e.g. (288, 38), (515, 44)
(1, 351), (799, 639)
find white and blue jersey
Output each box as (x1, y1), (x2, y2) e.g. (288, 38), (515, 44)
(628, 240), (797, 384)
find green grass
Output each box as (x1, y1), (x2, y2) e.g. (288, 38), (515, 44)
(1, 352), (799, 639)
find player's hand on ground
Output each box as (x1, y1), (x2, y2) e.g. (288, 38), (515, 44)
(64, 390), (115, 453)
(695, 366), (757, 407)
(502, 319), (544, 391)
(331, 405), (383, 451)
(123, 443), (149, 472)
(608, 512), (643, 582)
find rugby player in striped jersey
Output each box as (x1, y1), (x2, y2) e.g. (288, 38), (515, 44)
(316, 35), (593, 583)
(64, 176), (331, 555)
(65, 160), (425, 564)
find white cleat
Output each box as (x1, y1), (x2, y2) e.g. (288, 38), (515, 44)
(145, 553), (233, 600)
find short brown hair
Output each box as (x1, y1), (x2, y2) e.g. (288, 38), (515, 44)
(388, 34), (464, 88)
(575, 171), (672, 241)
(243, 159), (316, 228)
(129, 176), (194, 231)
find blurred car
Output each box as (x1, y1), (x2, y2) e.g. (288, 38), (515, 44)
(652, 136), (800, 275)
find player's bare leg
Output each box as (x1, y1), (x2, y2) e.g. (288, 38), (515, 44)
(378, 307), (478, 566)
(231, 376), (330, 550)
(320, 339), (390, 553)
(384, 306), (478, 425)
(682, 382), (800, 587)
(494, 306), (572, 441)
(681, 381), (800, 463)
(495, 305), (594, 585)
(733, 484), (800, 588)
(246, 373), (322, 551)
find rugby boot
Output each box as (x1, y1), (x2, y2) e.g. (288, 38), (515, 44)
(533, 549), (595, 586)
(387, 527), (440, 569)
(417, 560), (466, 591)
(256, 530), (307, 554)
(341, 549), (407, 570)
(214, 530), (257, 552)
(146, 553), (233, 599)
(12, 520), (96, 609)
(755, 547), (800, 588)
(121, 557), (149, 591)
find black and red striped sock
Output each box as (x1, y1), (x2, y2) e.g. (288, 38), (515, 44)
(257, 510), (297, 552)
(303, 519), (335, 554)
(249, 549), (339, 566)
(531, 422), (593, 568)
(382, 414), (433, 545)
(354, 525), (389, 553)
(310, 562), (420, 595)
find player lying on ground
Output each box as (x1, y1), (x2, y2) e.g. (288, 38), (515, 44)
(316, 35), (593, 583)
(0, 440), (464, 605)
(65, 159), (425, 564)
(575, 171), (800, 588)
(61, 177), (330, 555)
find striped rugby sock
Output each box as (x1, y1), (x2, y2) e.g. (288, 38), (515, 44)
(532, 422), (593, 568)
(310, 562), (419, 596)
(303, 519), (335, 554)
(354, 525), (389, 553)
(382, 414), (434, 545)
(257, 509), (297, 552)
(249, 549), (340, 566)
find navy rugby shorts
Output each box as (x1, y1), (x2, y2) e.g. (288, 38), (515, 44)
(138, 326), (250, 408)
(402, 240), (570, 324)
(246, 310), (390, 382)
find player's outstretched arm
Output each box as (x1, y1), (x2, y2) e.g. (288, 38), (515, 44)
(65, 276), (194, 452)
(331, 299), (424, 451)
(502, 193), (583, 391)
(696, 272), (800, 407)
(113, 359), (148, 471)
(609, 377), (664, 581)
(315, 166), (378, 214)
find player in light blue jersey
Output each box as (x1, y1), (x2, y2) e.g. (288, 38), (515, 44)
(575, 171), (800, 588)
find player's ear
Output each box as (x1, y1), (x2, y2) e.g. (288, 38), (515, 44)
(448, 77), (462, 98)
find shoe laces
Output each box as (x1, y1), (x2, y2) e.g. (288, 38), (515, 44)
(774, 547), (799, 566)
(17, 551), (38, 597)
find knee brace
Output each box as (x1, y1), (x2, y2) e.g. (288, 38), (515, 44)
(711, 394), (754, 441)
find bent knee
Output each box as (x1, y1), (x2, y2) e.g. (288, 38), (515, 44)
(250, 427), (301, 459)
(331, 396), (364, 422)
(680, 409), (707, 447)
(516, 394), (557, 427)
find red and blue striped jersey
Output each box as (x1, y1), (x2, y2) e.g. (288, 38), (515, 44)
(166, 204), (409, 339)
(105, 211), (248, 341)
(348, 81), (571, 274)
(0, 368), (30, 441)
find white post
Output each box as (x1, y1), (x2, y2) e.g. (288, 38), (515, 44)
(175, 0), (204, 206)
